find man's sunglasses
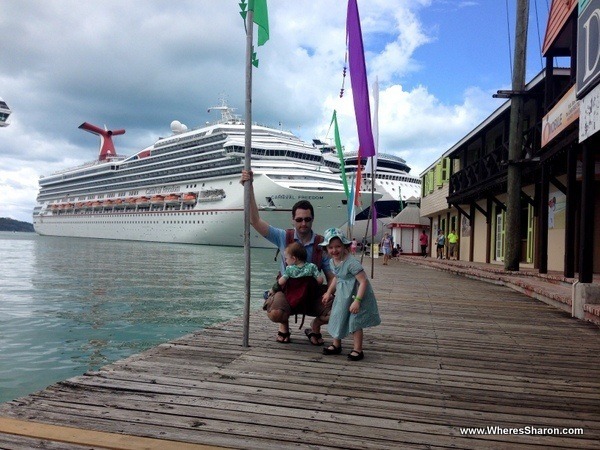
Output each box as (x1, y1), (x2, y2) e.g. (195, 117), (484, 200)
(294, 217), (313, 223)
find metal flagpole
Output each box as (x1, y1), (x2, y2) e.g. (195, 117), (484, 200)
(370, 162), (375, 279)
(369, 77), (379, 279)
(242, 7), (254, 347)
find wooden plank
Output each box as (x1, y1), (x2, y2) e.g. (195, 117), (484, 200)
(0, 417), (228, 450)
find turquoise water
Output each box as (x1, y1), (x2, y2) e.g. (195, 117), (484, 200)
(0, 232), (278, 403)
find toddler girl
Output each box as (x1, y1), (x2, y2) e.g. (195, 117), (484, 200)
(320, 228), (381, 361)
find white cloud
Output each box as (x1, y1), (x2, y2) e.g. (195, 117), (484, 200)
(320, 82), (497, 176)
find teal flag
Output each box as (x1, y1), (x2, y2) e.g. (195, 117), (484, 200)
(252, 0), (269, 46)
(330, 110), (350, 198)
(348, 171), (356, 226)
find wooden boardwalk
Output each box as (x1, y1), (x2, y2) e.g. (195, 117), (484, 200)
(1, 260), (599, 449)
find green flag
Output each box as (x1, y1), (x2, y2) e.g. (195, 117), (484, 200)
(331, 110), (350, 198)
(252, 0), (269, 46)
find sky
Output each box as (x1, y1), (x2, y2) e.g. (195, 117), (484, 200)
(0, 0), (552, 223)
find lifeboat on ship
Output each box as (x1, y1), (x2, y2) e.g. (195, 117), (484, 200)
(136, 196), (150, 207)
(164, 193), (181, 205)
(182, 192), (197, 204)
(197, 189), (225, 202)
(91, 201), (102, 209)
(150, 195), (164, 204)
(124, 197), (137, 207)
(113, 198), (125, 208)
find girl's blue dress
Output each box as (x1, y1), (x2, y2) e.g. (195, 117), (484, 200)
(327, 256), (381, 339)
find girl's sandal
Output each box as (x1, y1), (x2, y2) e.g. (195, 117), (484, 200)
(322, 344), (342, 355)
(347, 350), (364, 361)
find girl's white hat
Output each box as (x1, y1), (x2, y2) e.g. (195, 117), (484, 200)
(319, 228), (352, 246)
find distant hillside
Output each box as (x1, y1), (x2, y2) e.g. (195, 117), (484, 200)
(0, 217), (35, 232)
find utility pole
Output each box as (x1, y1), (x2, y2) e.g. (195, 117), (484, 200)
(504, 0), (529, 271)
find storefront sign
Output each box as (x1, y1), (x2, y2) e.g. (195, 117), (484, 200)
(577, 0), (600, 98)
(579, 82), (600, 141)
(542, 85), (580, 147)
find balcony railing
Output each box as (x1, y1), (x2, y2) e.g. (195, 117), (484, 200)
(448, 123), (540, 197)
(449, 146), (508, 196)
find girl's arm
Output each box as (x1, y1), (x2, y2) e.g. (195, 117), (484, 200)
(350, 270), (368, 314)
(312, 265), (324, 285)
(322, 277), (337, 304)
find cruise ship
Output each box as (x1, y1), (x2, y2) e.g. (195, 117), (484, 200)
(33, 106), (380, 248)
(0, 98), (11, 127)
(319, 143), (421, 220)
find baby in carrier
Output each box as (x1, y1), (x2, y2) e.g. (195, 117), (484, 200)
(268, 242), (324, 300)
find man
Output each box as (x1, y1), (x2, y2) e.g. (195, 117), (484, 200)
(447, 228), (458, 260)
(240, 169), (334, 345)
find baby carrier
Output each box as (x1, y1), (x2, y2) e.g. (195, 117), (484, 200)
(268, 229), (324, 328)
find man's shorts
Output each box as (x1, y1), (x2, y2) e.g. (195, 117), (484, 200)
(263, 284), (331, 321)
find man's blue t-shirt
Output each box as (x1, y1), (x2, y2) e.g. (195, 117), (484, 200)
(265, 225), (332, 275)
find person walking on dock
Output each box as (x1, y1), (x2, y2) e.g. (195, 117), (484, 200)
(447, 229), (458, 260)
(419, 230), (429, 257)
(380, 232), (393, 265)
(435, 229), (445, 259)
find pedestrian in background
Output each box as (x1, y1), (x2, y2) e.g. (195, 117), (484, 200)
(419, 230), (428, 257)
(435, 229), (445, 259)
(447, 229), (458, 260)
(380, 232), (393, 265)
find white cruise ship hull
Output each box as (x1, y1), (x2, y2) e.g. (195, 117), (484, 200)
(34, 173), (353, 248)
(33, 107), (383, 248)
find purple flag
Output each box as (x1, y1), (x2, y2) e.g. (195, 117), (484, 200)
(347, 0), (375, 158)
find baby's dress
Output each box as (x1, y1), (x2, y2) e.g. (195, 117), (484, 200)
(327, 256), (381, 340)
(282, 262), (320, 280)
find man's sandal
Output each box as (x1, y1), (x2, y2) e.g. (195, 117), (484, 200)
(304, 328), (324, 346)
(276, 331), (291, 343)
(322, 344), (342, 355)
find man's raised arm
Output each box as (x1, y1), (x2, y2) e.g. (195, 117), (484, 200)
(240, 170), (270, 237)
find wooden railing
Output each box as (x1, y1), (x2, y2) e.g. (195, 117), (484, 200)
(449, 145), (508, 195)
(449, 123), (540, 197)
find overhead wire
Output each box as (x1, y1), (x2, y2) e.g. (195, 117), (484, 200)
(505, 0), (513, 77)
(505, 0), (551, 78)
(534, 0), (544, 70)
